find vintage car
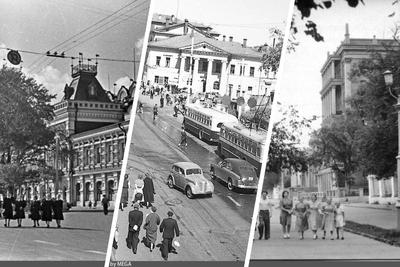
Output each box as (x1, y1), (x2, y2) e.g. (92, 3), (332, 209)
(167, 162), (214, 199)
(210, 158), (258, 191)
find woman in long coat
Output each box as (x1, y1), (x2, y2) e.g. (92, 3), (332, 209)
(14, 195), (27, 227)
(143, 173), (155, 208)
(143, 206), (160, 252)
(3, 192), (15, 227)
(41, 195), (53, 228)
(121, 174), (129, 210)
(30, 195), (41, 227)
(52, 194), (64, 228)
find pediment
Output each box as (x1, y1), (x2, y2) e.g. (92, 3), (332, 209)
(180, 42), (227, 55)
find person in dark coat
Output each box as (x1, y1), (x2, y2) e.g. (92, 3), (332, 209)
(126, 203), (143, 254)
(143, 173), (155, 208)
(41, 195), (53, 228)
(30, 195), (41, 227)
(178, 126), (187, 147)
(14, 195), (27, 227)
(101, 194), (110, 215)
(3, 192), (14, 227)
(52, 194), (64, 228)
(121, 174), (129, 210)
(160, 211), (180, 261)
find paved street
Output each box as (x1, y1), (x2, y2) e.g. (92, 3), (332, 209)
(113, 94), (255, 261)
(250, 205), (400, 260)
(0, 212), (112, 260)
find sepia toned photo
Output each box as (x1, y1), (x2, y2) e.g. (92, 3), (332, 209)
(0, 0), (150, 260)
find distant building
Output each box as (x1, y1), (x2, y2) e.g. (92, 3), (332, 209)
(150, 13), (220, 42)
(18, 59), (134, 208)
(144, 29), (274, 106)
(318, 24), (398, 196)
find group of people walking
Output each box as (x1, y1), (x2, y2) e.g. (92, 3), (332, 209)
(125, 204), (180, 261)
(1, 192), (64, 228)
(120, 173), (156, 211)
(257, 191), (345, 240)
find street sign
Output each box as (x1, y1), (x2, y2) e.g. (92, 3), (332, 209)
(222, 95), (231, 106)
(7, 50), (21, 65)
(237, 97), (245, 106)
(247, 97), (257, 108)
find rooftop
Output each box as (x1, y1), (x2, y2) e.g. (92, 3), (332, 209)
(149, 31), (262, 59)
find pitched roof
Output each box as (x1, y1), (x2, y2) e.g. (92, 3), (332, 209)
(148, 32), (262, 59)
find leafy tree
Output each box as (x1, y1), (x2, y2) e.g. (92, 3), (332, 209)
(347, 50), (398, 179)
(0, 65), (55, 165)
(0, 65), (56, 190)
(292, 0), (398, 42)
(264, 105), (314, 188)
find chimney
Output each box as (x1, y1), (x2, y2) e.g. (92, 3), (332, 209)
(242, 38), (247, 47)
(344, 23), (350, 44)
(166, 17), (170, 27)
(223, 35), (226, 41)
(184, 19), (189, 35)
(229, 36), (233, 42)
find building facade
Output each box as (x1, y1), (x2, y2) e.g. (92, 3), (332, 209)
(144, 30), (274, 104)
(319, 24), (398, 195)
(19, 60), (133, 208)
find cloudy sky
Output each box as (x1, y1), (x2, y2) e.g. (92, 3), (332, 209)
(275, 0), (400, 145)
(0, 0), (150, 102)
(152, 0), (292, 47)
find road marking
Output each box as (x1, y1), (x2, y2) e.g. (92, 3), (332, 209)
(33, 240), (59, 246)
(227, 196), (242, 207)
(84, 250), (107, 255)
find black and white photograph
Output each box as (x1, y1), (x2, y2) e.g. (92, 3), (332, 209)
(0, 0), (150, 260)
(108, 0), (292, 262)
(250, 0), (400, 261)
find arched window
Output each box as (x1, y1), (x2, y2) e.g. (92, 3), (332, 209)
(108, 180), (114, 200)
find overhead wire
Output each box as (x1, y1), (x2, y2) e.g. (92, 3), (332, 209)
(27, 0), (143, 71)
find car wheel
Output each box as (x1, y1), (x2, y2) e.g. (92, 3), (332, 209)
(167, 176), (174, 189)
(227, 178), (234, 191)
(207, 193), (213, 198)
(185, 186), (194, 199)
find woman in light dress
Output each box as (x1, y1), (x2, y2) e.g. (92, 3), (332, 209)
(335, 201), (345, 240)
(132, 174), (144, 207)
(322, 198), (336, 240)
(319, 194), (328, 238)
(279, 190), (293, 239)
(293, 196), (308, 239)
(307, 193), (322, 239)
(143, 206), (161, 251)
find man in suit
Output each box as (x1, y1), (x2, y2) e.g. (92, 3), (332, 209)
(126, 203), (143, 254)
(101, 194), (109, 215)
(159, 211), (180, 261)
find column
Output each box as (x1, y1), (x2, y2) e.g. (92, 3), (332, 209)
(178, 55), (186, 88)
(192, 57), (200, 94)
(367, 175), (374, 200)
(331, 86), (336, 115)
(219, 60), (228, 95)
(378, 179), (384, 198)
(206, 58), (213, 92)
(100, 136), (106, 168)
(79, 176), (83, 207)
(89, 175), (94, 202)
(391, 176), (396, 198)
(102, 173), (107, 198)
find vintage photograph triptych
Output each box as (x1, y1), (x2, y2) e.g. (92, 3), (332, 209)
(0, 1), (400, 267)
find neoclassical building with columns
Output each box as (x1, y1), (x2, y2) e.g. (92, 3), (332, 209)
(144, 30), (273, 103)
(19, 61), (133, 208)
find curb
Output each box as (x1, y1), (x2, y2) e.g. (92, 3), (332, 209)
(344, 204), (394, 211)
(344, 222), (400, 248)
(67, 209), (114, 213)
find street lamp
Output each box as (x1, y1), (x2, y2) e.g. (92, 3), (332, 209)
(382, 69), (400, 231)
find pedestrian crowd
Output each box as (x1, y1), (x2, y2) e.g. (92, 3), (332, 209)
(113, 173), (181, 261)
(257, 191), (345, 241)
(1, 192), (65, 228)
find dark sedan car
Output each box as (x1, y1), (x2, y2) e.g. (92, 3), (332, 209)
(210, 158), (259, 191)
